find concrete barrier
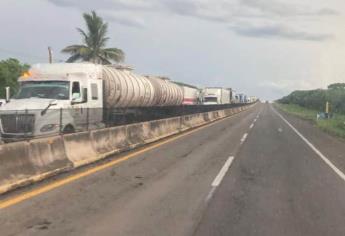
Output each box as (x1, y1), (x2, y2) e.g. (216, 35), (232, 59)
(108, 126), (128, 152)
(0, 104), (254, 195)
(0, 136), (72, 194)
(90, 126), (128, 155)
(63, 132), (98, 167)
(181, 113), (205, 130)
(208, 111), (217, 121)
(165, 117), (181, 135)
(224, 108), (234, 116)
(127, 123), (145, 148)
(142, 120), (165, 142)
(142, 117), (181, 143)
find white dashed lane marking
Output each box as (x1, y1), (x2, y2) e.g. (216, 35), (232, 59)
(241, 133), (248, 143)
(206, 156), (235, 202)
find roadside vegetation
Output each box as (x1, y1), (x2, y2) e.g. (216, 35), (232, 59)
(276, 84), (345, 138)
(0, 58), (30, 98)
(278, 83), (345, 114)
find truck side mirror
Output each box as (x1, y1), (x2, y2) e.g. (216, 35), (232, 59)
(72, 93), (80, 100)
(82, 88), (88, 103)
(71, 93), (82, 104)
(71, 88), (87, 105)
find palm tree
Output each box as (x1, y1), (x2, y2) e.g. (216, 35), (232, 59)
(61, 11), (125, 64)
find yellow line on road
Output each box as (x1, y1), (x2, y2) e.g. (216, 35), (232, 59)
(0, 111), (246, 210)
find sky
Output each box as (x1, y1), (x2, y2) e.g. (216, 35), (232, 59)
(0, 0), (344, 100)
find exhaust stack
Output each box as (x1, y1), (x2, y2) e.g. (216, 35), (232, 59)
(5, 87), (10, 103)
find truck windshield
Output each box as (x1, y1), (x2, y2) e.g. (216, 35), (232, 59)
(14, 81), (70, 100)
(204, 97), (218, 103)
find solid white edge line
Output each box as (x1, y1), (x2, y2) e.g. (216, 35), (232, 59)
(272, 107), (345, 182)
(211, 156), (235, 187)
(241, 133), (248, 143)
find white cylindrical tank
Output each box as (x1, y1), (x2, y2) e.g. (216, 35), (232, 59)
(102, 65), (156, 108)
(103, 67), (183, 108)
(145, 76), (183, 106)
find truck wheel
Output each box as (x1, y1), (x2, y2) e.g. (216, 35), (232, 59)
(63, 125), (75, 134)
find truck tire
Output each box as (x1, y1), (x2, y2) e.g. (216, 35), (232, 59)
(63, 125), (75, 134)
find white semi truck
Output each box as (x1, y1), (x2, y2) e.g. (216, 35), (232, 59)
(202, 87), (231, 105)
(248, 96), (257, 103)
(0, 63), (184, 141)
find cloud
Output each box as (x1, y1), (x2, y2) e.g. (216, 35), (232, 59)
(47, 0), (337, 42)
(316, 8), (339, 16)
(47, 0), (339, 19)
(101, 11), (146, 28)
(240, 0), (339, 17)
(48, 0), (154, 11)
(259, 79), (320, 95)
(229, 23), (333, 41)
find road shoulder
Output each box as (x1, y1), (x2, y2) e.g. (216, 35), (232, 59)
(273, 105), (345, 177)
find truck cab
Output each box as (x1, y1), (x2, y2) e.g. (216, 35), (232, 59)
(203, 95), (219, 105)
(202, 87), (231, 105)
(0, 64), (103, 141)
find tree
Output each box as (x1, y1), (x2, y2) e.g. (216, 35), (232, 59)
(278, 83), (345, 114)
(61, 11), (125, 64)
(328, 83), (345, 90)
(0, 58), (30, 98)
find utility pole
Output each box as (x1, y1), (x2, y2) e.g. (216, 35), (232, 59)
(48, 46), (53, 63)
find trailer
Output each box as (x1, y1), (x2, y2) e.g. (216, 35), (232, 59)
(202, 87), (231, 105)
(173, 82), (200, 105)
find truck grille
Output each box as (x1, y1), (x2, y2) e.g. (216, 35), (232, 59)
(0, 114), (35, 134)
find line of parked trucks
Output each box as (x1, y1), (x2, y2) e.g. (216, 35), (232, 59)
(0, 63), (257, 141)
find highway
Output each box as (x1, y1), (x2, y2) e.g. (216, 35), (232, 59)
(1, 103), (345, 236)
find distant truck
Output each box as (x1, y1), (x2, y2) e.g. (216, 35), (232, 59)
(202, 87), (231, 105)
(0, 63), (185, 141)
(235, 93), (247, 103)
(248, 96), (257, 103)
(173, 82), (201, 105)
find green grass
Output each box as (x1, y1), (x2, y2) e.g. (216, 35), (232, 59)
(274, 102), (345, 139)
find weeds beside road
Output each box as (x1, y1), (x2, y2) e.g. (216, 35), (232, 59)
(274, 103), (345, 139)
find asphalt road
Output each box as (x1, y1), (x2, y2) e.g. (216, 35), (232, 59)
(1, 103), (345, 236)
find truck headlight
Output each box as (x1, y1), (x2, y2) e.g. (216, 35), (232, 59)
(40, 124), (59, 132)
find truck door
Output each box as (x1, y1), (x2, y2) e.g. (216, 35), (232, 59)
(70, 81), (88, 131)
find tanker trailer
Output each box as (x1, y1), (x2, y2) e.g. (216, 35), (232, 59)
(172, 81), (200, 105)
(0, 63), (184, 141)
